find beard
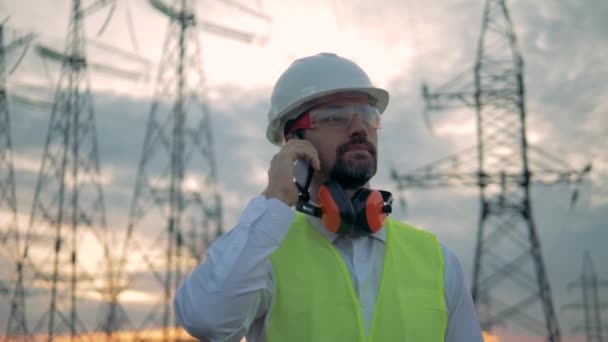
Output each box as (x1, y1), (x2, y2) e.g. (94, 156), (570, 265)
(329, 136), (378, 190)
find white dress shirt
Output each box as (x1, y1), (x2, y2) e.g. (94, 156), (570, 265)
(174, 196), (483, 342)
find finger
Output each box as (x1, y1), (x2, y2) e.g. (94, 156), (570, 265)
(283, 141), (320, 171)
(287, 145), (320, 172)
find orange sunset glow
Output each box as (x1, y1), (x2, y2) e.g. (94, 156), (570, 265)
(1, 328), (197, 342)
(483, 331), (500, 342)
(4, 330), (498, 342)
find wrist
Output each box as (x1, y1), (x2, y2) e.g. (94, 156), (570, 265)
(262, 187), (295, 207)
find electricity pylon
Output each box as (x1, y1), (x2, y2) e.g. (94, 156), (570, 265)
(0, 21), (35, 342)
(390, 1), (590, 340)
(563, 251), (608, 342)
(18, 0), (126, 340)
(117, 1), (271, 341)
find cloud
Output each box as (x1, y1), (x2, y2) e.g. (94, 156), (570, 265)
(1, 0), (607, 339)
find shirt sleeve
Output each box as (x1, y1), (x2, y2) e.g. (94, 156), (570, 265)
(440, 244), (484, 342)
(174, 195), (295, 342)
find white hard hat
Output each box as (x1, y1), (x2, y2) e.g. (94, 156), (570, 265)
(266, 52), (390, 146)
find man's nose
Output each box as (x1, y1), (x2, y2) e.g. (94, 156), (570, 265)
(348, 113), (368, 137)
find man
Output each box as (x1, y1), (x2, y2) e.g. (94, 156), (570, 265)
(174, 52), (483, 341)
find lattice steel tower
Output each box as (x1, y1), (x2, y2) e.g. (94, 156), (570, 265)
(18, 0), (115, 340)
(118, 0), (270, 339)
(0, 22), (35, 341)
(391, 0), (590, 340)
(563, 251), (608, 342)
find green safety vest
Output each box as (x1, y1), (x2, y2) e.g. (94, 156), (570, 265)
(268, 213), (447, 341)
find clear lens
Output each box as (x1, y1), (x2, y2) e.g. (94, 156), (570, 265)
(309, 104), (380, 129)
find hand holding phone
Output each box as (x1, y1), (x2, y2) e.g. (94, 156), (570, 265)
(290, 131), (322, 217)
(262, 130), (318, 207)
(292, 131), (314, 195)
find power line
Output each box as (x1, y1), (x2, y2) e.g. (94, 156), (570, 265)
(563, 251), (608, 342)
(391, 1), (591, 340)
(115, 1), (271, 341)
(0, 21), (32, 342)
(16, 1), (119, 340)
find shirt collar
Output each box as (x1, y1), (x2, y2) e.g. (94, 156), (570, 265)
(304, 214), (387, 243)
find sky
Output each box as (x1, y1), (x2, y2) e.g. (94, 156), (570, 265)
(1, 0), (607, 341)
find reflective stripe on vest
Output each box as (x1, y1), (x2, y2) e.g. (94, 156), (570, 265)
(268, 213), (447, 341)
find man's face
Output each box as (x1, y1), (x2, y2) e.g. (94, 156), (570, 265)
(302, 92), (379, 190)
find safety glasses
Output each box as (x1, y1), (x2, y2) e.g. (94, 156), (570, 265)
(309, 103), (381, 129)
(286, 104), (381, 135)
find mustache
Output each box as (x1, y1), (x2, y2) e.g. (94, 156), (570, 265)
(336, 136), (377, 157)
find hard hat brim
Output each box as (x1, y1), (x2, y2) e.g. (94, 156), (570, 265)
(266, 86), (389, 146)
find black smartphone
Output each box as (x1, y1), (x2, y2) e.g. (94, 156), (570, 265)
(292, 131), (314, 194)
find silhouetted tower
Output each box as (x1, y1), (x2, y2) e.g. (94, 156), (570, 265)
(0, 21), (35, 341)
(563, 251), (608, 342)
(391, 1), (590, 341)
(119, 0), (271, 340)
(19, 0), (117, 340)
